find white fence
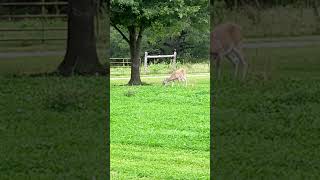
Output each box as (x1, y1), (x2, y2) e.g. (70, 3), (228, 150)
(143, 50), (177, 73)
(110, 57), (131, 67)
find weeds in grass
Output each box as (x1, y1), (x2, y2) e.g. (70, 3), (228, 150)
(43, 87), (87, 112)
(124, 89), (136, 97)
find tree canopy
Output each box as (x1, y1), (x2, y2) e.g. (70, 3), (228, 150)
(110, 0), (207, 43)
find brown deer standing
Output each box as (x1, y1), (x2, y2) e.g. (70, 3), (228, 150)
(210, 22), (248, 80)
(162, 68), (187, 86)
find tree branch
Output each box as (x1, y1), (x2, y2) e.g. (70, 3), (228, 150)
(111, 21), (130, 43)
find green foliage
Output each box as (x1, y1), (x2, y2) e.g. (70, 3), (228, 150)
(110, 0), (208, 61)
(110, 27), (130, 57)
(111, 0), (205, 27)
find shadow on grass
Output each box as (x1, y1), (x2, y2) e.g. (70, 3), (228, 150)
(113, 82), (153, 87)
(1, 71), (109, 78)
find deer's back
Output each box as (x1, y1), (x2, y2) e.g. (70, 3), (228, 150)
(170, 68), (186, 80)
(211, 23), (243, 53)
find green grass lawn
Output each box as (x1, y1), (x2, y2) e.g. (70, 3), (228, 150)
(0, 76), (108, 179)
(0, 55), (209, 179)
(110, 76), (210, 179)
(213, 45), (320, 178)
(0, 56), (61, 75)
(0, 50), (107, 76)
(2, 42), (320, 179)
(214, 77), (320, 179)
(0, 51), (109, 179)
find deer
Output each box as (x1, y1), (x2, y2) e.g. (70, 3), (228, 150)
(162, 68), (187, 86)
(210, 22), (248, 80)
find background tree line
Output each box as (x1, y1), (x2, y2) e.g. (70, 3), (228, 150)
(1, 0), (317, 14)
(110, 0), (319, 61)
(1, 0), (319, 62)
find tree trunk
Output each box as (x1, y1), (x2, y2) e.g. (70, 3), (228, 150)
(234, 0), (238, 10)
(313, 1), (319, 16)
(209, 0), (215, 176)
(104, 0), (110, 178)
(311, 0), (320, 33)
(57, 0), (106, 76)
(128, 26), (143, 85)
(254, 0), (261, 9)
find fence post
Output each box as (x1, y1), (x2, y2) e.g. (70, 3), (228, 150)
(173, 49), (177, 69)
(144, 51), (148, 73)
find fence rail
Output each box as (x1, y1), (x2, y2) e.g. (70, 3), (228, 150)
(144, 50), (177, 73)
(0, 14), (67, 19)
(0, 1), (68, 43)
(0, 28), (66, 32)
(0, 38), (66, 42)
(110, 58), (131, 67)
(0, 27), (67, 42)
(244, 40), (320, 49)
(0, 2), (68, 6)
(109, 58), (143, 67)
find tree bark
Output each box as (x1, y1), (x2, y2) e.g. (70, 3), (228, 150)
(57, 0), (106, 76)
(312, 0), (320, 33)
(128, 26), (143, 85)
(209, 0), (215, 177)
(104, 0), (110, 178)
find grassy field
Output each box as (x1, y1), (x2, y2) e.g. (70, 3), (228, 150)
(0, 75), (108, 179)
(0, 44), (109, 178)
(214, 78), (320, 179)
(213, 45), (320, 178)
(2, 42), (320, 179)
(0, 50), (106, 75)
(110, 76), (210, 179)
(0, 55), (210, 179)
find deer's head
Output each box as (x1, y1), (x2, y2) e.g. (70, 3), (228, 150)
(162, 78), (169, 86)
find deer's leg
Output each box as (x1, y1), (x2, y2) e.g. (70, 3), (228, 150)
(233, 48), (248, 80)
(176, 78), (180, 86)
(215, 56), (222, 80)
(181, 77), (187, 86)
(242, 60), (248, 80)
(226, 52), (239, 79)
